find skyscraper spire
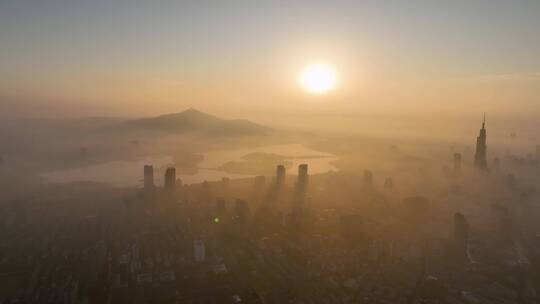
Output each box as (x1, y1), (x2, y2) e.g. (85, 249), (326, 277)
(474, 115), (488, 170)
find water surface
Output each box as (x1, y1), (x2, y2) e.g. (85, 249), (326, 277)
(43, 144), (338, 187)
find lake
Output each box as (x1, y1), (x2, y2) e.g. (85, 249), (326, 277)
(42, 144), (338, 187)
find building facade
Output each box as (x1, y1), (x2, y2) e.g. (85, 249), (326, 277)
(474, 116), (488, 170)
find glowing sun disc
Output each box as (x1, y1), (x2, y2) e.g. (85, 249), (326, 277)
(300, 64), (336, 94)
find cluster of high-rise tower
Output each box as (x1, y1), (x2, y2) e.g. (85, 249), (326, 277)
(272, 163), (309, 194)
(143, 165), (178, 191)
(142, 116), (488, 194)
(142, 163), (309, 191)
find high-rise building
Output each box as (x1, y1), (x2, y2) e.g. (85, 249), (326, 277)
(296, 164), (309, 191)
(454, 212), (469, 243)
(403, 196), (430, 215)
(132, 243), (140, 261)
(144, 165), (154, 190)
(276, 165), (286, 186)
(453, 153), (462, 171)
(164, 167), (176, 190)
(193, 240), (206, 262)
(364, 170), (374, 187)
(493, 157), (500, 171)
(221, 177), (230, 188)
(254, 175), (265, 188)
(474, 115), (488, 170)
(298, 164), (308, 181)
(234, 199), (250, 222)
(202, 180), (210, 191)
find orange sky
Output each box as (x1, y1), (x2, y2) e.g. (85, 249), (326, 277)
(1, 1), (539, 120)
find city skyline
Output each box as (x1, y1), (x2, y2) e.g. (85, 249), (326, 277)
(1, 3), (540, 303)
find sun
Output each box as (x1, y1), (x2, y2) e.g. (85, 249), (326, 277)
(300, 64), (336, 94)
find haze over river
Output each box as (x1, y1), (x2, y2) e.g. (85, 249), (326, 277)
(42, 144), (338, 187)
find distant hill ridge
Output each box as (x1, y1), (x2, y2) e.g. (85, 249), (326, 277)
(115, 108), (270, 136)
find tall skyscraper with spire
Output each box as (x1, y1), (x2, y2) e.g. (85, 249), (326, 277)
(474, 114), (488, 170)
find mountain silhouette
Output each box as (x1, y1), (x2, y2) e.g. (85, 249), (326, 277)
(114, 108), (270, 136)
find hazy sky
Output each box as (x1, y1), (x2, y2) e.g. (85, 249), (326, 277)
(1, 0), (539, 119)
